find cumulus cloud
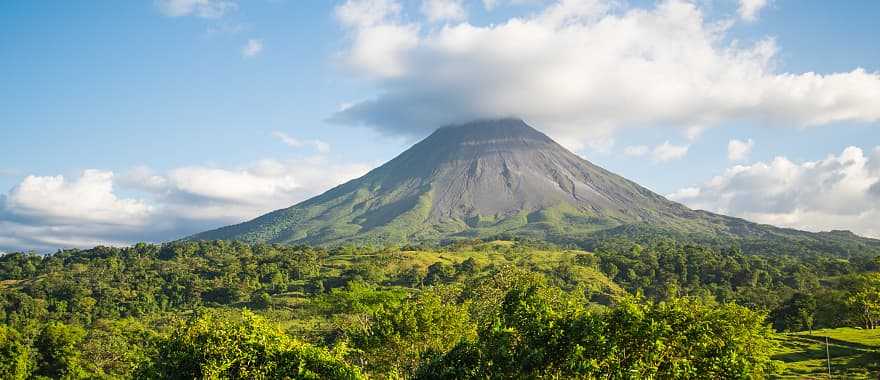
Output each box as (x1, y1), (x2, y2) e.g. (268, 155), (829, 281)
(272, 132), (331, 153)
(0, 159), (373, 252)
(421, 0), (468, 23)
(155, 0), (237, 18)
(331, 0), (880, 150)
(0, 171), (156, 253)
(241, 39), (263, 58)
(669, 146), (880, 238)
(738, 0), (768, 21)
(1, 170), (152, 226)
(727, 138), (755, 161)
(623, 142), (688, 162)
(137, 158), (372, 223)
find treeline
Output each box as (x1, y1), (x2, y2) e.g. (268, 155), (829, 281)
(0, 239), (877, 378)
(1, 239), (877, 332)
(591, 238), (880, 331)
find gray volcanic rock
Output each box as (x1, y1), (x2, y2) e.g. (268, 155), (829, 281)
(361, 118), (681, 222)
(189, 119), (880, 256)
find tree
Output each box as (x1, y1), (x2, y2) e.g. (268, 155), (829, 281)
(349, 286), (474, 377)
(454, 258), (479, 275)
(140, 310), (362, 379)
(844, 273), (880, 329)
(394, 266), (424, 287)
(424, 262), (456, 285)
(33, 322), (87, 379)
(0, 324), (31, 380)
(773, 292), (818, 333)
(76, 318), (159, 378)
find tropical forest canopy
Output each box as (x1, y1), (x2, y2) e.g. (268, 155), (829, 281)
(1, 238), (879, 379)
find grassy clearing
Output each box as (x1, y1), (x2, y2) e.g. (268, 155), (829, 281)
(773, 327), (880, 379)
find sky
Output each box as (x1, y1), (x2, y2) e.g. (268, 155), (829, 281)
(1, 0), (879, 252)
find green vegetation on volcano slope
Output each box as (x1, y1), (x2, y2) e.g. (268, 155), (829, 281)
(0, 239), (878, 378)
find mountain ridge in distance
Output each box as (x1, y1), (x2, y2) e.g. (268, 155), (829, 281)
(190, 118), (880, 256)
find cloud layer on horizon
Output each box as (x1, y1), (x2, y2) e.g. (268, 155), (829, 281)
(669, 146), (880, 238)
(0, 158), (373, 252)
(331, 0), (880, 150)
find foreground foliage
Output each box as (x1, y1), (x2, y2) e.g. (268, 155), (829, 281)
(0, 239), (877, 378)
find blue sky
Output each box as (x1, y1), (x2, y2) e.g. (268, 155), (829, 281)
(1, 0), (879, 252)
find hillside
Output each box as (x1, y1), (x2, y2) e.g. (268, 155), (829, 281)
(191, 119), (880, 256)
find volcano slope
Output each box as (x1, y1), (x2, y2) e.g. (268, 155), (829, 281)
(191, 119), (880, 257)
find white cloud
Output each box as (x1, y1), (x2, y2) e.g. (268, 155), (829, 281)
(0, 171), (156, 252)
(272, 132), (331, 153)
(623, 145), (649, 157)
(167, 166), (299, 205)
(667, 186), (700, 199)
(128, 158), (373, 222)
(241, 39), (264, 58)
(738, 0), (768, 22)
(727, 138), (755, 161)
(335, 0), (402, 28)
(2, 170), (153, 226)
(651, 141), (689, 162)
(119, 166), (168, 193)
(331, 0), (880, 150)
(669, 146), (880, 238)
(155, 0), (237, 18)
(421, 0), (467, 23)
(335, 0), (419, 78)
(623, 141), (688, 162)
(0, 159), (374, 252)
(684, 125), (705, 141)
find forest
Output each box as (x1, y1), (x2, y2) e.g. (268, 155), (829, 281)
(1, 239), (878, 379)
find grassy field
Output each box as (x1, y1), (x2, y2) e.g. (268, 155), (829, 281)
(773, 327), (880, 379)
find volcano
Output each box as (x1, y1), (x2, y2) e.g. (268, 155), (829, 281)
(191, 119), (880, 255)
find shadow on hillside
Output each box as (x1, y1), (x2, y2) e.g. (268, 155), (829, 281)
(797, 334), (878, 351)
(773, 335), (879, 378)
